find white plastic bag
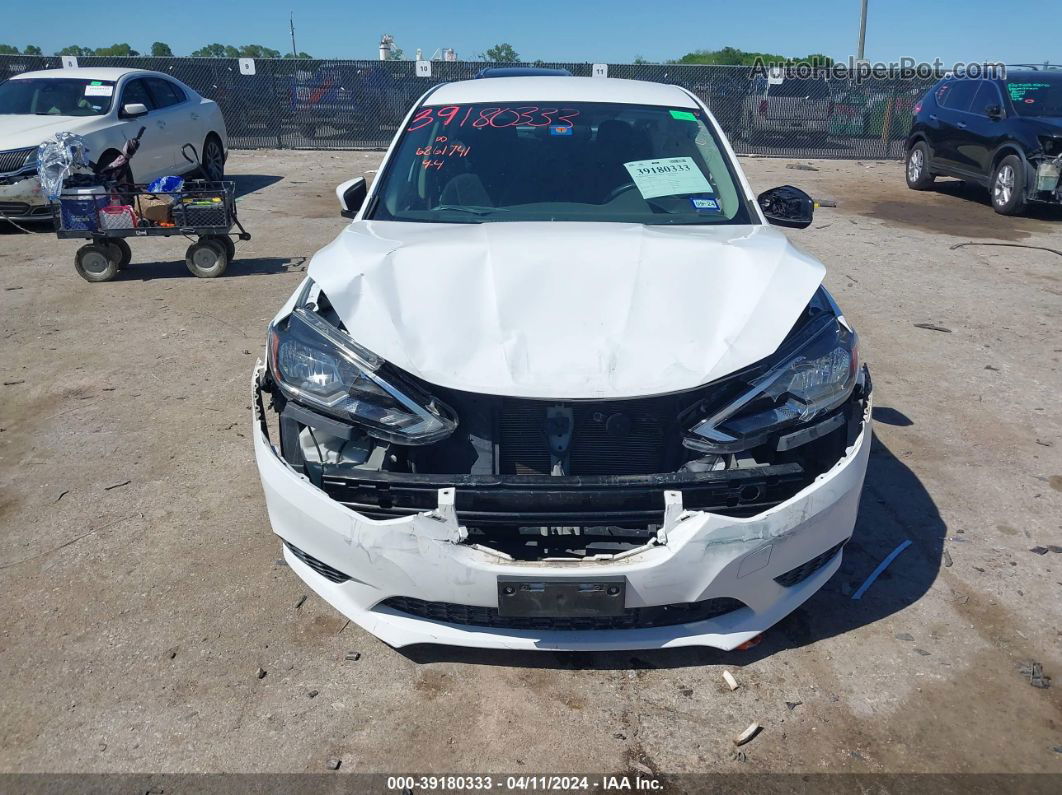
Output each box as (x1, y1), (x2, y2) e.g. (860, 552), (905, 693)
(36, 132), (93, 200)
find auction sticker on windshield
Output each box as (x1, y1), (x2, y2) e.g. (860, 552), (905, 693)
(84, 83), (114, 97)
(623, 157), (713, 199)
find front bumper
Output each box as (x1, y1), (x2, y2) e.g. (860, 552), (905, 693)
(0, 176), (49, 221)
(252, 366), (873, 651)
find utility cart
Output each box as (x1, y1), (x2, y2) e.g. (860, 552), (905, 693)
(46, 129), (251, 282)
(53, 180), (251, 282)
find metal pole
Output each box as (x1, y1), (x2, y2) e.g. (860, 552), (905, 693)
(857, 0), (869, 60)
(290, 12), (297, 58)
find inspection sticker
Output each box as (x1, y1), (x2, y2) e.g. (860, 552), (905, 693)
(84, 84), (114, 97)
(549, 125), (573, 136)
(690, 197), (720, 211)
(623, 157), (713, 199)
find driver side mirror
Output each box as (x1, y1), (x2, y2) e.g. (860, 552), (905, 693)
(336, 177), (367, 219)
(985, 104), (1005, 121)
(757, 185), (814, 229)
(120, 102), (149, 119)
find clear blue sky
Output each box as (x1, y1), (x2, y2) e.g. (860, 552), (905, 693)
(2, 0), (1057, 64)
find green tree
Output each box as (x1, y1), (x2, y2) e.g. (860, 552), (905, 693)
(191, 43), (238, 58)
(674, 46), (832, 68)
(150, 41), (174, 57)
(94, 43), (140, 56)
(0, 44), (20, 54)
(56, 45), (94, 57)
(238, 44), (282, 59)
(24, 45), (42, 55)
(482, 43), (519, 63)
(386, 44), (404, 61)
(632, 55), (652, 65)
(283, 51), (313, 59)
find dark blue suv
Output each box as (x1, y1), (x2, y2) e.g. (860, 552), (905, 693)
(905, 68), (1062, 215)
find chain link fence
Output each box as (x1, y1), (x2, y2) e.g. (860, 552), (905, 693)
(1, 55), (938, 159)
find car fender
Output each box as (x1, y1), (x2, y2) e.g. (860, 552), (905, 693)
(989, 143), (1037, 197)
(905, 128), (931, 154)
(202, 100), (228, 153)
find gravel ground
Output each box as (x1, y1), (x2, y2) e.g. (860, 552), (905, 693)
(0, 150), (1059, 777)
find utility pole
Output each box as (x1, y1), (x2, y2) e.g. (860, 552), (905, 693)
(856, 0), (869, 60)
(290, 11), (297, 58)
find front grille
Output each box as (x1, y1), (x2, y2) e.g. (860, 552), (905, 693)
(0, 147), (34, 175)
(284, 542), (350, 583)
(0, 201), (30, 216)
(498, 397), (677, 476)
(379, 594), (745, 631)
(774, 540), (847, 587)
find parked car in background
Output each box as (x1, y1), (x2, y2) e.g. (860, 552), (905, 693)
(905, 68), (1062, 214)
(830, 86), (919, 139)
(740, 76), (832, 140)
(0, 67), (227, 222)
(253, 76), (873, 652)
(290, 63), (414, 140)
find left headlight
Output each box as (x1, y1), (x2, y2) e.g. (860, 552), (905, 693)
(684, 313), (859, 454)
(268, 307), (456, 445)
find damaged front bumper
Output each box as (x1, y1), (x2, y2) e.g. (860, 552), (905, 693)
(252, 364), (873, 651)
(0, 174), (49, 221)
(1030, 153), (1062, 204)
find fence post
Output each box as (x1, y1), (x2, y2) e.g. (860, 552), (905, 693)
(880, 81), (898, 159)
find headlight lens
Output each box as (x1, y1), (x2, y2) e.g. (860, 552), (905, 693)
(268, 307), (456, 445)
(685, 314), (858, 453)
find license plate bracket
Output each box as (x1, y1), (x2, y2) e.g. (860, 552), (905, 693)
(497, 577), (626, 618)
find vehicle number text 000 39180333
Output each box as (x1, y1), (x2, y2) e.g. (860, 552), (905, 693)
(407, 105), (581, 131)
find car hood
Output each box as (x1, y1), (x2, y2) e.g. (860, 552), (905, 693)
(307, 220), (825, 399)
(0, 114), (99, 152)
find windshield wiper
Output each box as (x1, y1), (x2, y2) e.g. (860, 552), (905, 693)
(432, 205), (509, 216)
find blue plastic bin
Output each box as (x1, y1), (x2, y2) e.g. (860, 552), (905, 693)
(59, 189), (109, 231)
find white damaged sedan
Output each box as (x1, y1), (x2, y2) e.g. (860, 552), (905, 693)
(253, 76), (872, 651)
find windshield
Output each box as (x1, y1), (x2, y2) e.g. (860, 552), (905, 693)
(370, 101), (754, 225)
(1005, 76), (1062, 117)
(0, 78), (115, 116)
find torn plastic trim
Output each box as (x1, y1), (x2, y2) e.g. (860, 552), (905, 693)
(254, 361), (466, 546)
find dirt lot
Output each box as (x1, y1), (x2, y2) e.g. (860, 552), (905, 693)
(0, 150), (1060, 778)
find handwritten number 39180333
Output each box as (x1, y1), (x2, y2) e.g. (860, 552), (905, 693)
(407, 106), (580, 132)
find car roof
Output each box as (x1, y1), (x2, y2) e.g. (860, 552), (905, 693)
(475, 66), (573, 78)
(1000, 68), (1062, 81)
(425, 76), (698, 108)
(12, 67), (170, 82)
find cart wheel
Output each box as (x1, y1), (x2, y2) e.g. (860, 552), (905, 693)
(205, 235), (236, 262)
(185, 239), (228, 278)
(75, 244), (119, 283)
(105, 238), (132, 269)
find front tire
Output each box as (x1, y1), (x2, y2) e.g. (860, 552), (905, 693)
(905, 142), (936, 190)
(104, 238), (132, 269)
(75, 244), (118, 282)
(185, 239), (228, 278)
(991, 155), (1027, 216)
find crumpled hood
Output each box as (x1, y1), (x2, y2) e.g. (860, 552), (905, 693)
(0, 114), (99, 154)
(307, 220), (825, 399)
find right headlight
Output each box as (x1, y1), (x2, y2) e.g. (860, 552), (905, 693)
(684, 314), (859, 454)
(268, 306), (456, 445)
